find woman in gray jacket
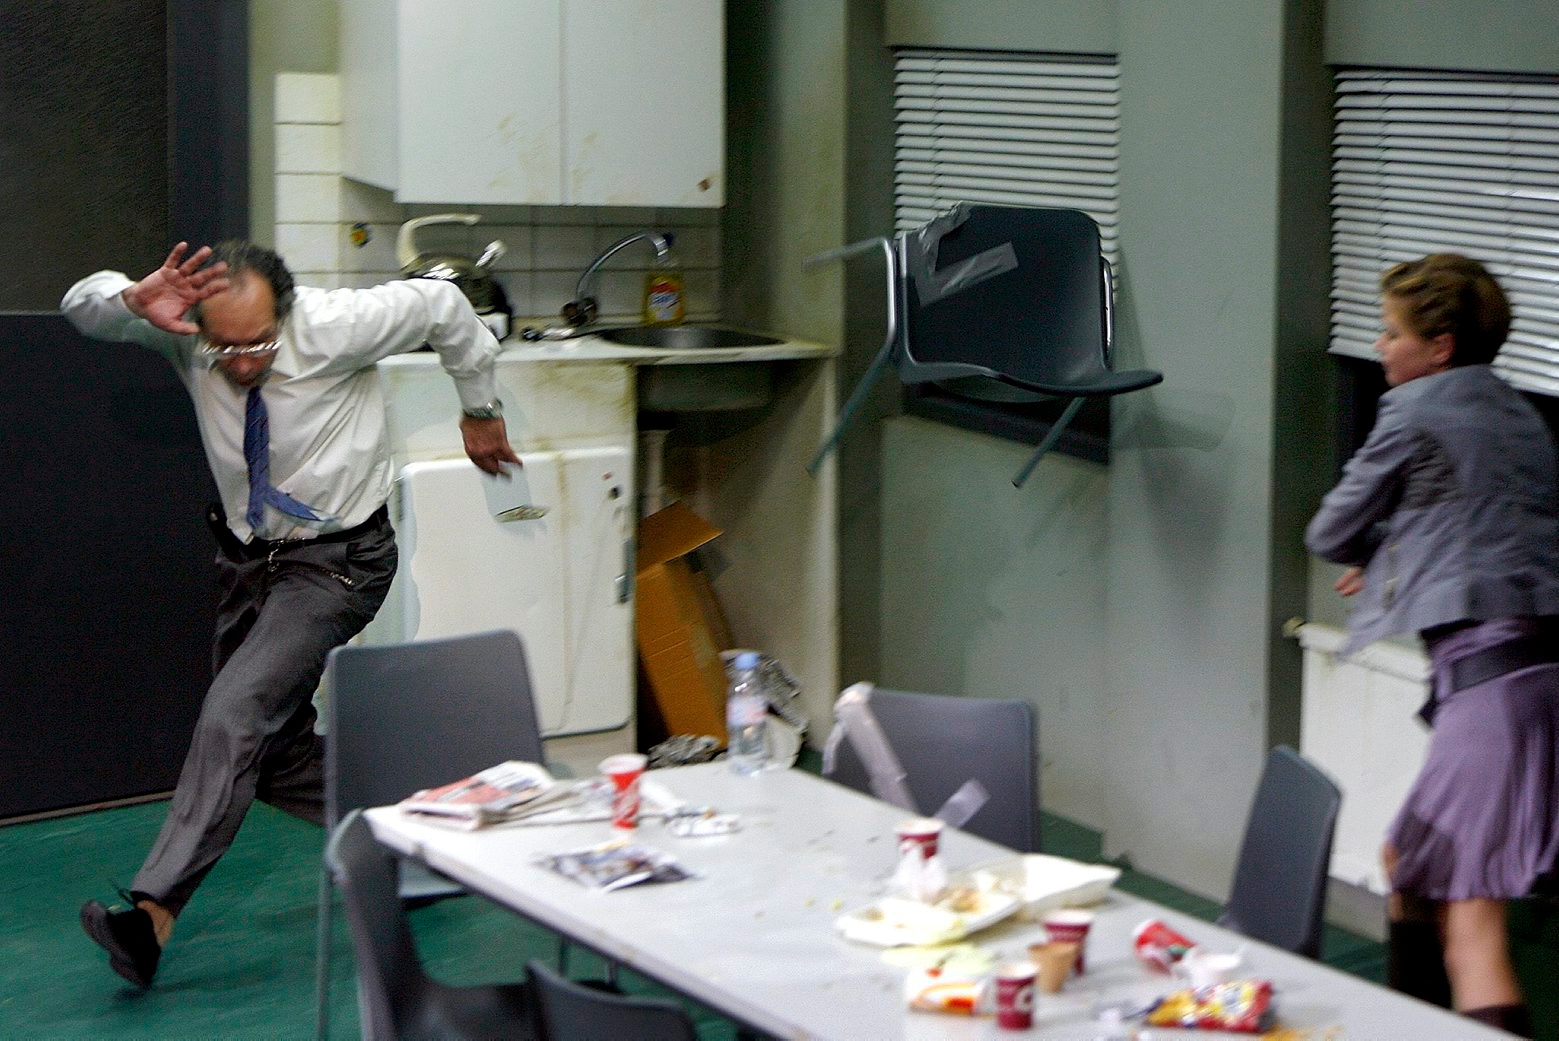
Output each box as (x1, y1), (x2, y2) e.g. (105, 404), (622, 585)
(1306, 253), (1559, 1037)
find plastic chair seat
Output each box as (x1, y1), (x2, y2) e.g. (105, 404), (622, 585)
(823, 687), (1039, 853)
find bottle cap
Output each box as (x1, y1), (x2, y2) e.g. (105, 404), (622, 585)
(734, 651), (761, 670)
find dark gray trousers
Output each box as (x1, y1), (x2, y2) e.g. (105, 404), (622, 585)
(132, 515), (396, 915)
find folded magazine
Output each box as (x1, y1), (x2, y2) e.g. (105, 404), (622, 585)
(399, 761), (569, 829)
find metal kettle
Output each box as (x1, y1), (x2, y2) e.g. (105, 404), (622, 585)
(397, 213), (512, 340)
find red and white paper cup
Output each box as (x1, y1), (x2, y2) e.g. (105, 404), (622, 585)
(599, 753), (648, 830)
(895, 817), (944, 860)
(1041, 909), (1095, 974)
(1132, 917), (1196, 973)
(994, 962), (1038, 1030)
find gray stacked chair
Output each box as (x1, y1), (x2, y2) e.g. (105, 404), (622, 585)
(316, 629), (548, 1039)
(1218, 745), (1342, 959)
(326, 810), (535, 1041)
(526, 960), (697, 1041)
(823, 687), (1040, 853)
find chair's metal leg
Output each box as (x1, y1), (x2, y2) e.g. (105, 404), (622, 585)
(314, 863), (333, 1041)
(557, 935), (570, 974)
(1011, 396), (1084, 488)
(807, 340), (895, 475)
(604, 959), (619, 987)
(805, 234), (901, 476)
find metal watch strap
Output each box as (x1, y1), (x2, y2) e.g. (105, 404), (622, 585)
(462, 398), (503, 420)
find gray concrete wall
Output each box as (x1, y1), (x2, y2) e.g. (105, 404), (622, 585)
(886, 0), (1117, 53)
(874, 0), (1333, 898)
(1326, 0), (1559, 72)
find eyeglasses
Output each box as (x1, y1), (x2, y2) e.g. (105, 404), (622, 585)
(197, 335), (281, 357)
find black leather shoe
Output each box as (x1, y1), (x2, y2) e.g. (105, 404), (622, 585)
(80, 896), (161, 987)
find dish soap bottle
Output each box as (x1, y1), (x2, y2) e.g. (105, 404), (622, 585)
(642, 251), (686, 326)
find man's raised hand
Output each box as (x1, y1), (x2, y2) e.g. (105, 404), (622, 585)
(123, 243), (231, 335)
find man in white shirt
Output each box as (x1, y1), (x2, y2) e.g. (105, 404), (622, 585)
(62, 241), (519, 987)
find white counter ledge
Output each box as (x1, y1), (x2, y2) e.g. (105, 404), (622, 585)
(375, 328), (836, 368)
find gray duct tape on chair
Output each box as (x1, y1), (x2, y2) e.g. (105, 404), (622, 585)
(906, 203), (1019, 306)
(823, 682), (989, 829)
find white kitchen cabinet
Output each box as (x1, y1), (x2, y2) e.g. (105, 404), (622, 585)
(339, 0), (723, 207)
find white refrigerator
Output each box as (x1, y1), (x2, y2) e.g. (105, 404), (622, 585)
(363, 450), (634, 737)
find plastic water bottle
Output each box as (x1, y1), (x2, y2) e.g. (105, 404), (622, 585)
(726, 651), (769, 775)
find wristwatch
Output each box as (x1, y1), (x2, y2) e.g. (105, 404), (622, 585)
(461, 398), (503, 420)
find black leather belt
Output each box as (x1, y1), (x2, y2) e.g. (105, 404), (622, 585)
(1447, 635), (1555, 695)
(1420, 631), (1557, 726)
(209, 504), (390, 560)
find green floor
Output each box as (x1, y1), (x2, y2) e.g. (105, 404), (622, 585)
(4, 780), (1556, 1040)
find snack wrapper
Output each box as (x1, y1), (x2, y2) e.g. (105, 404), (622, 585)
(1144, 979), (1274, 1034)
(534, 840), (694, 891)
(903, 967), (988, 1016)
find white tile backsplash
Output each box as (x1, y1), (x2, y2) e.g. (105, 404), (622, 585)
(276, 174), (343, 223)
(272, 74), (722, 325)
(340, 179), (406, 224)
(340, 222), (403, 274)
(276, 124), (342, 175)
(534, 224), (602, 271)
(532, 270), (578, 319)
(275, 73), (341, 125)
(481, 227), (535, 272)
(275, 223), (340, 272)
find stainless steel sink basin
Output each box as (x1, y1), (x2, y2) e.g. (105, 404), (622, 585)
(598, 325), (783, 350)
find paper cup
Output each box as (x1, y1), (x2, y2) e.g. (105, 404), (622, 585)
(1041, 909), (1094, 974)
(994, 962), (1037, 1029)
(896, 817), (943, 859)
(1180, 948), (1246, 990)
(1028, 940), (1079, 994)
(599, 753), (647, 830)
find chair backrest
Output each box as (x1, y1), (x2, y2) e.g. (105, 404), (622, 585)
(526, 960), (696, 1041)
(325, 629), (546, 828)
(325, 810), (432, 1040)
(900, 205), (1159, 398)
(824, 687), (1040, 852)
(1219, 745), (1341, 959)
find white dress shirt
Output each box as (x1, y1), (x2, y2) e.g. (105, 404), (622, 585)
(61, 272), (501, 542)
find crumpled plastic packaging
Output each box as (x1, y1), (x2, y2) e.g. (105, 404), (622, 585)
(1144, 979), (1274, 1034)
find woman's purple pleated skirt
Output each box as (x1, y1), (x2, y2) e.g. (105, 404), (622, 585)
(1387, 617), (1559, 902)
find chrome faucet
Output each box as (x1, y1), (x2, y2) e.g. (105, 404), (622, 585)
(562, 230), (673, 327)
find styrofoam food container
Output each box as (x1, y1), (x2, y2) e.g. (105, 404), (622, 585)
(966, 854), (1121, 920)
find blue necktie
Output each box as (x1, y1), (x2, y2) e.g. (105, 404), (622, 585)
(244, 386), (325, 531)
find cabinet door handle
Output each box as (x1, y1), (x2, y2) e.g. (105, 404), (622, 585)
(616, 538), (635, 604)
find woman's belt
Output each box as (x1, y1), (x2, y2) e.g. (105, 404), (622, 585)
(1420, 630), (1558, 725)
(1447, 634), (1556, 694)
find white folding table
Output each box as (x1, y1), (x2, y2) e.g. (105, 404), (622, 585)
(365, 763), (1505, 1040)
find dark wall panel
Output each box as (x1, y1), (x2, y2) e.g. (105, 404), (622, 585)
(0, 0), (170, 311)
(0, 316), (216, 817)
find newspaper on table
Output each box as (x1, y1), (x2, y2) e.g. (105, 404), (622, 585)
(399, 760), (570, 829)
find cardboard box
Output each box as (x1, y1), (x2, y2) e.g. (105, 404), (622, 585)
(636, 502), (731, 743)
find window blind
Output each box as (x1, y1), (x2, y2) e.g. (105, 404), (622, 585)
(1330, 68), (1559, 396)
(893, 50), (1121, 266)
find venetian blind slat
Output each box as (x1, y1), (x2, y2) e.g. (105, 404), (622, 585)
(1329, 68), (1559, 396)
(894, 49), (1121, 261)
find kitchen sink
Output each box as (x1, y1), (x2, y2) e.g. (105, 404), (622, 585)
(598, 325), (783, 350)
